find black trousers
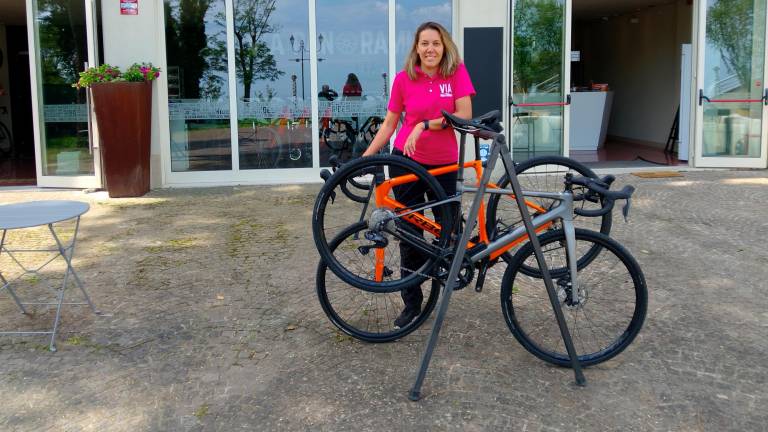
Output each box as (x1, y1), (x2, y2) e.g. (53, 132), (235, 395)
(390, 148), (457, 309)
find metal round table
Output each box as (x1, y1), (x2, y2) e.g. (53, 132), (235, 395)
(0, 200), (98, 351)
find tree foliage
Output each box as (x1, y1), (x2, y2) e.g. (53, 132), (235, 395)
(213, 0), (283, 101)
(707, 0), (757, 91)
(513, 0), (564, 96)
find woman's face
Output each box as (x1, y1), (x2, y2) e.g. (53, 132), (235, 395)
(417, 28), (444, 71)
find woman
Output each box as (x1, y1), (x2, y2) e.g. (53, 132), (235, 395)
(362, 21), (475, 328)
(342, 73), (363, 99)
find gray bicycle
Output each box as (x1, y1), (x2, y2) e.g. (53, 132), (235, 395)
(312, 110), (647, 399)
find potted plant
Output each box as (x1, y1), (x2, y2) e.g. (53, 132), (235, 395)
(73, 63), (161, 198)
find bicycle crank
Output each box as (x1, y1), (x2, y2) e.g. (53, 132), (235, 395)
(435, 253), (475, 291)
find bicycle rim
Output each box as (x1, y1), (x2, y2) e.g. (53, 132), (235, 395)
(486, 155), (611, 241)
(500, 229), (647, 367)
(316, 222), (440, 342)
(313, 155), (453, 293)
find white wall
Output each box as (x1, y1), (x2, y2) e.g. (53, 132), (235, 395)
(578, 0), (693, 146)
(100, 0), (164, 187)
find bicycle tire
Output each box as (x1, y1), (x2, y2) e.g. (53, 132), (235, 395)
(500, 228), (647, 367)
(313, 154), (453, 293)
(0, 121), (12, 157)
(485, 155), (611, 272)
(486, 155), (611, 237)
(316, 222), (440, 342)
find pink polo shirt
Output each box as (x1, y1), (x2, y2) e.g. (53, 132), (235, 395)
(388, 63), (476, 165)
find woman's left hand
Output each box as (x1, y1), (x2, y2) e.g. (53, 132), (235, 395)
(403, 126), (423, 157)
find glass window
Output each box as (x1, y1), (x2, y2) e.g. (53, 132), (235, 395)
(702, 0), (766, 158)
(511, 0), (567, 158)
(395, 1), (452, 68)
(35, 0), (94, 176)
(235, 0), (311, 169)
(316, 0), (389, 166)
(165, 0), (232, 172)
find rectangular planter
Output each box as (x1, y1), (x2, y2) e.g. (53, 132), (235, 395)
(91, 81), (152, 198)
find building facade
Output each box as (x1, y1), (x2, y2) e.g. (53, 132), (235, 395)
(5, 0), (768, 189)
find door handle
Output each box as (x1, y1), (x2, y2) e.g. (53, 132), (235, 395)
(698, 89), (709, 106)
(84, 61), (94, 154)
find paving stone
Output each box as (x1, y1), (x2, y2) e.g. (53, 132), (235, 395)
(0, 170), (766, 431)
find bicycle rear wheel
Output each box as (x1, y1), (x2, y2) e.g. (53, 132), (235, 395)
(313, 154), (453, 293)
(500, 229), (647, 367)
(317, 222), (440, 342)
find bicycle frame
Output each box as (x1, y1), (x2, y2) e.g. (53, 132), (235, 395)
(373, 160), (555, 265)
(407, 127), (586, 400)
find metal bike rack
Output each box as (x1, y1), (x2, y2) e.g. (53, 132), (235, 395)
(408, 130), (586, 401)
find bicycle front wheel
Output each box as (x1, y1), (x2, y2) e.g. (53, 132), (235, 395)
(486, 155), (611, 240)
(313, 155), (453, 293)
(500, 229), (647, 367)
(317, 222), (440, 342)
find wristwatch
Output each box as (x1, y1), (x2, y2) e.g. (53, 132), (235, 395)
(422, 120), (430, 131)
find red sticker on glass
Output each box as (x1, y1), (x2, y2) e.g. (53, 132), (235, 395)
(121, 0), (138, 15)
(756, 80), (762, 87)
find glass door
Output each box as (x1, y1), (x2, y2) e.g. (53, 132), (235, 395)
(695, 0), (768, 168)
(509, 0), (572, 160)
(27, 0), (102, 188)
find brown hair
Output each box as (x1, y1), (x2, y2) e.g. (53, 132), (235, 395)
(404, 22), (461, 80)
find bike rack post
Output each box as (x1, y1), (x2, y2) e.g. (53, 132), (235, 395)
(408, 133), (585, 401)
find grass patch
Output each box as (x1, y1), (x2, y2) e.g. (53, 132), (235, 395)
(194, 403), (210, 420)
(144, 237), (198, 253)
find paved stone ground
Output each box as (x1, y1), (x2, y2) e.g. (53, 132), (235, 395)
(0, 170), (766, 431)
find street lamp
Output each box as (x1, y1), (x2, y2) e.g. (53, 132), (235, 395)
(289, 34), (324, 101)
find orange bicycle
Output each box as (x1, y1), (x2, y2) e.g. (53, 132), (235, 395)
(314, 115), (615, 342)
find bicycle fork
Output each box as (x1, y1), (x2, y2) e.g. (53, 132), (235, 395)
(408, 134), (586, 401)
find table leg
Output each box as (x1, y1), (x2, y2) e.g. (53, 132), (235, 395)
(48, 218), (99, 314)
(0, 229), (28, 314)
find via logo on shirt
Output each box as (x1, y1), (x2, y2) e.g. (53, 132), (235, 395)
(439, 83), (453, 98)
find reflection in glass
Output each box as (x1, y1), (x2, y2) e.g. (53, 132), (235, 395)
(512, 0), (566, 158)
(36, 0), (94, 176)
(234, 0), (312, 169)
(395, 1), (452, 66)
(165, 0), (231, 172)
(317, 0), (389, 165)
(702, 0), (765, 157)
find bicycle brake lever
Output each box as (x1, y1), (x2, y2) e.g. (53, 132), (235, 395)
(621, 198), (632, 222)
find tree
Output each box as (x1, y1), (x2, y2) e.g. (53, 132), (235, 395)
(37, 0), (87, 102)
(177, 0), (213, 99)
(707, 0), (756, 91)
(513, 0), (564, 96)
(213, 0), (283, 101)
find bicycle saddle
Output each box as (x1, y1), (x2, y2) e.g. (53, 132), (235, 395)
(441, 110), (503, 135)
